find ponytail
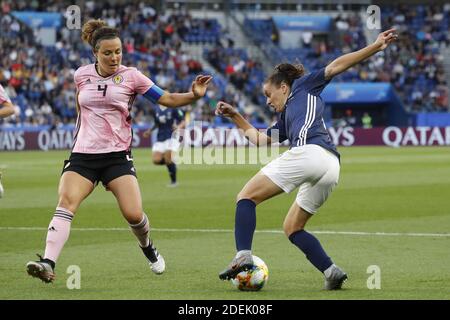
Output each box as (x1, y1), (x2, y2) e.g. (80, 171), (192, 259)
(265, 63), (305, 87)
(81, 19), (120, 51)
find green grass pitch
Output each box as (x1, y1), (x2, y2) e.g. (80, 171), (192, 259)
(0, 146), (449, 299)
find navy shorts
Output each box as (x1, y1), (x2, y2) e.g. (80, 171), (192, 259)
(61, 151), (137, 186)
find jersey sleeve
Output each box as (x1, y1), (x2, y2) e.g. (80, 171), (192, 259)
(296, 67), (330, 95)
(266, 116), (288, 143)
(132, 69), (164, 103)
(73, 67), (84, 90)
(0, 85), (11, 104)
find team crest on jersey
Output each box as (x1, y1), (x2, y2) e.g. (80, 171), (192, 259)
(112, 75), (124, 84)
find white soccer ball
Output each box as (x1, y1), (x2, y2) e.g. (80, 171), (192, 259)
(231, 255), (269, 291)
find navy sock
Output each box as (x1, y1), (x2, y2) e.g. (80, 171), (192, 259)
(289, 230), (333, 273)
(235, 199), (256, 251)
(167, 163), (176, 183)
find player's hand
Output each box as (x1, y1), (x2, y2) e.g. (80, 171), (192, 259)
(374, 28), (398, 51)
(192, 75), (213, 98)
(215, 101), (238, 118)
(143, 129), (152, 138)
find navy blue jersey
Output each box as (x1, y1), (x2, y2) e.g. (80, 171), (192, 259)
(266, 67), (339, 159)
(153, 106), (184, 141)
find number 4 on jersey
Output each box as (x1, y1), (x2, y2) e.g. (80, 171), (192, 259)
(98, 84), (108, 96)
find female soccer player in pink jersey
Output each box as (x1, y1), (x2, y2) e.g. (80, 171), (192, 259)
(0, 83), (15, 199)
(26, 19), (212, 283)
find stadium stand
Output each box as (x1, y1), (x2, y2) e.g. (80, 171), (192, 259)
(0, 1), (263, 127)
(1, 1), (449, 129)
(242, 4), (449, 116)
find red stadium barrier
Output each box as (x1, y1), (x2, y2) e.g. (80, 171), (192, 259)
(1, 126), (449, 151)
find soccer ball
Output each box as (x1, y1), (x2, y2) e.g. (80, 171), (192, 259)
(231, 255), (269, 291)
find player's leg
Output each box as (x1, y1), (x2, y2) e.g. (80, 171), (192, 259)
(152, 151), (165, 165)
(284, 157), (346, 289)
(234, 172), (284, 249)
(152, 141), (165, 165)
(164, 150), (177, 186)
(106, 175), (165, 274)
(27, 171), (95, 283)
(283, 202), (335, 276)
(219, 172), (283, 280)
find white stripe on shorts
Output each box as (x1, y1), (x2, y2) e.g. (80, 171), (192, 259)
(298, 94), (316, 146)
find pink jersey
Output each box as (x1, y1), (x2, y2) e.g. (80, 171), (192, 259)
(73, 64), (155, 153)
(0, 84), (11, 104)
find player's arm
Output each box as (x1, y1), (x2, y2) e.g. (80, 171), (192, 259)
(215, 101), (272, 146)
(157, 75), (213, 108)
(0, 101), (15, 118)
(324, 28), (398, 80)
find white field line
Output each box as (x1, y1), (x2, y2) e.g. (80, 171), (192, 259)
(0, 227), (449, 238)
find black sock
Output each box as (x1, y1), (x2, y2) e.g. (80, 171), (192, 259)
(141, 243), (157, 263)
(167, 163), (176, 183)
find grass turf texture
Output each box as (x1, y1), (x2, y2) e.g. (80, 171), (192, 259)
(0, 147), (449, 299)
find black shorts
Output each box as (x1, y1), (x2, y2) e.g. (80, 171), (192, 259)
(61, 151), (137, 186)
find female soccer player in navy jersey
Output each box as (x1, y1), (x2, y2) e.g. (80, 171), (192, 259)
(26, 19), (212, 283)
(0, 83), (15, 198)
(217, 29), (397, 290)
(143, 105), (185, 186)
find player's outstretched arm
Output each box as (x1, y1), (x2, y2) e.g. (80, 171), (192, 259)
(0, 101), (15, 118)
(324, 28), (398, 80)
(158, 75), (213, 108)
(215, 101), (272, 146)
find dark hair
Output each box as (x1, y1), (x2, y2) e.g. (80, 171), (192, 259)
(265, 63), (305, 87)
(81, 19), (120, 51)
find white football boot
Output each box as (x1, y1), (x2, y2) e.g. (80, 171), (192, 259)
(141, 244), (165, 275)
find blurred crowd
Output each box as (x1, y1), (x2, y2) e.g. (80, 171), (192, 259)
(0, 0), (262, 127)
(204, 46), (267, 115)
(335, 4), (450, 113)
(380, 4), (449, 112)
(331, 5), (449, 113)
(1, 1), (449, 129)
(244, 4), (450, 115)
